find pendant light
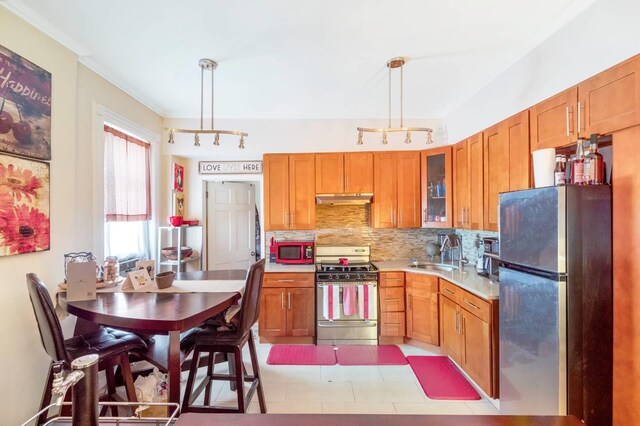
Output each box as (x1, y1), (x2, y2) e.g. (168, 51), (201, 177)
(166, 59), (247, 148)
(357, 57), (433, 145)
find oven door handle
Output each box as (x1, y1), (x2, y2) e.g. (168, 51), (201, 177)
(317, 321), (377, 327)
(317, 283), (377, 288)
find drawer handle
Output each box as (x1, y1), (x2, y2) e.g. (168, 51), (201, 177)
(443, 288), (455, 295)
(277, 279), (295, 282)
(464, 300), (480, 310)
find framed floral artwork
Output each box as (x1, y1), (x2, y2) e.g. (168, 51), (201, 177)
(173, 192), (185, 216)
(0, 44), (52, 161)
(0, 153), (50, 256)
(173, 163), (184, 192)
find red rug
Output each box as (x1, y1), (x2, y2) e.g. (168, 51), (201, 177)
(266, 345), (337, 365)
(407, 356), (481, 400)
(335, 345), (408, 365)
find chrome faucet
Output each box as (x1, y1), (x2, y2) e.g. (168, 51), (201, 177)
(440, 233), (468, 269)
(51, 362), (85, 406)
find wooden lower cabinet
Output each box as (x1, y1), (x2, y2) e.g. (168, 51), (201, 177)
(259, 273), (315, 342)
(379, 272), (405, 338)
(405, 273), (439, 345)
(439, 278), (497, 398)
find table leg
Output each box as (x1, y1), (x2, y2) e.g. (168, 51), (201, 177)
(167, 331), (181, 405)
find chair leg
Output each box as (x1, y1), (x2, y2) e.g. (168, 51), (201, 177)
(248, 330), (267, 413)
(38, 363), (54, 425)
(204, 351), (215, 405)
(182, 347), (201, 414)
(120, 354), (138, 414)
(234, 347), (245, 412)
(105, 366), (119, 417)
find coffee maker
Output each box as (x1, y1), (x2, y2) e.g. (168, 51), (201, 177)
(480, 237), (500, 280)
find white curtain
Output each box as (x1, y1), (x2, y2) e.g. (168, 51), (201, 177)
(104, 125), (151, 222)
(103, 125), (151, 260)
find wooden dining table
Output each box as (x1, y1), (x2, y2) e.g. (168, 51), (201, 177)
(57, 269), (246, 405)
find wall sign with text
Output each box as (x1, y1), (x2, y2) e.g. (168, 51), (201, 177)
(199, 161), (263, 175)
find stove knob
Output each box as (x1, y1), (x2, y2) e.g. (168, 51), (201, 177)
(328, 274), (333, 280)
(345, 274), (350, 280)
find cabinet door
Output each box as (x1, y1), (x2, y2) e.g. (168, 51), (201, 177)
(422, 146), (452, 228)
(453, 140), (469, 229)
(259, 288), (287, 337)
(397, 151), (421, 228)
(579, 55), (640, 137)
(289, 154), (316, 230)
(440, 295), (463, 364)
(406, 276), (439, 345)
(287, 288), (315, 337)
(315, 153), (344, 194)
(530, 87), (578, 151)
(483, 124), (508, 232)
(468, 132), (484, 230)
(462, 310), (492, 395)
(345, 152), (374, 193)
(263, 155), (290, 230)
(373, 152), (398, 228)
(505, 110), (530, 191)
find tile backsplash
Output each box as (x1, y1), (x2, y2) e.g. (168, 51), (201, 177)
(265, 204), (498, 262)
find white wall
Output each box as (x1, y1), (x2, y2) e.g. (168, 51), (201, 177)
(0, 7), (162, 422)
(445, 0), (640, 143)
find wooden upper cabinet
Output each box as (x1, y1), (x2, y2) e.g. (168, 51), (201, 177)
(397, 151), (421, 228)
(505, 110), (530, 191)
(264, 153), (315, 230)
(530, 87), (578, 152)
(579, 55), (640, 137)
(453, 140), (469, 229)
(468, 133), (484, 230)
(289, 154), (316, 230)
(373, 152), (398, 228)
(344, 152), (374, 193)
(483, 124), (508, 232)
(263, 154), (290, 231)
(421, 146), (453, 228)
(315, 153), (344, 193)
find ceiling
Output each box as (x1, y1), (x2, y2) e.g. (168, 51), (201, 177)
(5, 0), (595, 120)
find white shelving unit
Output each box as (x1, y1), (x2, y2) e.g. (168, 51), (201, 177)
(157, 225), (203, 272)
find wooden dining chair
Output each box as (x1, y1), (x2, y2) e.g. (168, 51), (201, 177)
(26, 273), (147, 423)
(179, 259), (266, 414)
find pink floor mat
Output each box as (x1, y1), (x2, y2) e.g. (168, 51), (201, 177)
(266, 345), (337, 365)
(407, 356), (481, 400)
(335, 345), (408, 365)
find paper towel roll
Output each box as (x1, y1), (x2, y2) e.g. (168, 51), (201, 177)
(532, 148), (556, 188)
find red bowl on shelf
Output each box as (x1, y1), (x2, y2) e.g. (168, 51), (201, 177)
(168, 216), (183, 227)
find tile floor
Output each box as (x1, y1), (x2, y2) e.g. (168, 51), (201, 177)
(178, 335), (500, 416)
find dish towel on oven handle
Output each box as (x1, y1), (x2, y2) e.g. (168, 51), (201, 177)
(357, 284), (375, 320)
(342, 285), (358, 316)
(322, 284), (341, 320)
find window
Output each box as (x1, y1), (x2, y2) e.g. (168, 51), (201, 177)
(103, 124), (152, 263)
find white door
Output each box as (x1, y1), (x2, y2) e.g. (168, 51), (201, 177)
(207, 182), (256, 270)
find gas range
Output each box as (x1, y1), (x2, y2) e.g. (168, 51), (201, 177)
(315, 262), (378, 283)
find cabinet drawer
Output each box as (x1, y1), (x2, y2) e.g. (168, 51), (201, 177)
(439, 279), (462, 304)
(406, 273), (438, 291)
(263, 273), (315, 288)
(379, 287), (405, 312)
(379, 272), (405, 287)
(380, 312), (406, 337)
(460, 291), (492, 323)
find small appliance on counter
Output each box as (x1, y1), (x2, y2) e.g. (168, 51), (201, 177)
(275, 240), (314, 264)
(478, 237), (500, 280)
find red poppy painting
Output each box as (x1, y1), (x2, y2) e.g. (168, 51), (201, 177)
(0, 153), (50, 256)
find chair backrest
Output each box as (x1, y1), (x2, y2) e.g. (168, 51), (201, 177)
(235, 259), (266, 337)
(26, 273), (70, 365)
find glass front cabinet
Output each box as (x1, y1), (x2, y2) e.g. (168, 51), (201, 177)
(421, 146), (453, 228)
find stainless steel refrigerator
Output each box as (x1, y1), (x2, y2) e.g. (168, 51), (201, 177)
(499, 185), (612, 425)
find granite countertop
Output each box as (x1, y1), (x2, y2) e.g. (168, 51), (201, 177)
(265, 263), (316, 273)
(373, 260), (499, 300)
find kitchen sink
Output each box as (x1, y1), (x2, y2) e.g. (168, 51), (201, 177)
(409, 262), (458, 272)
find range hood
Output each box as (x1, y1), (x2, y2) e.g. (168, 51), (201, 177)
(315, 193), (373, 205)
